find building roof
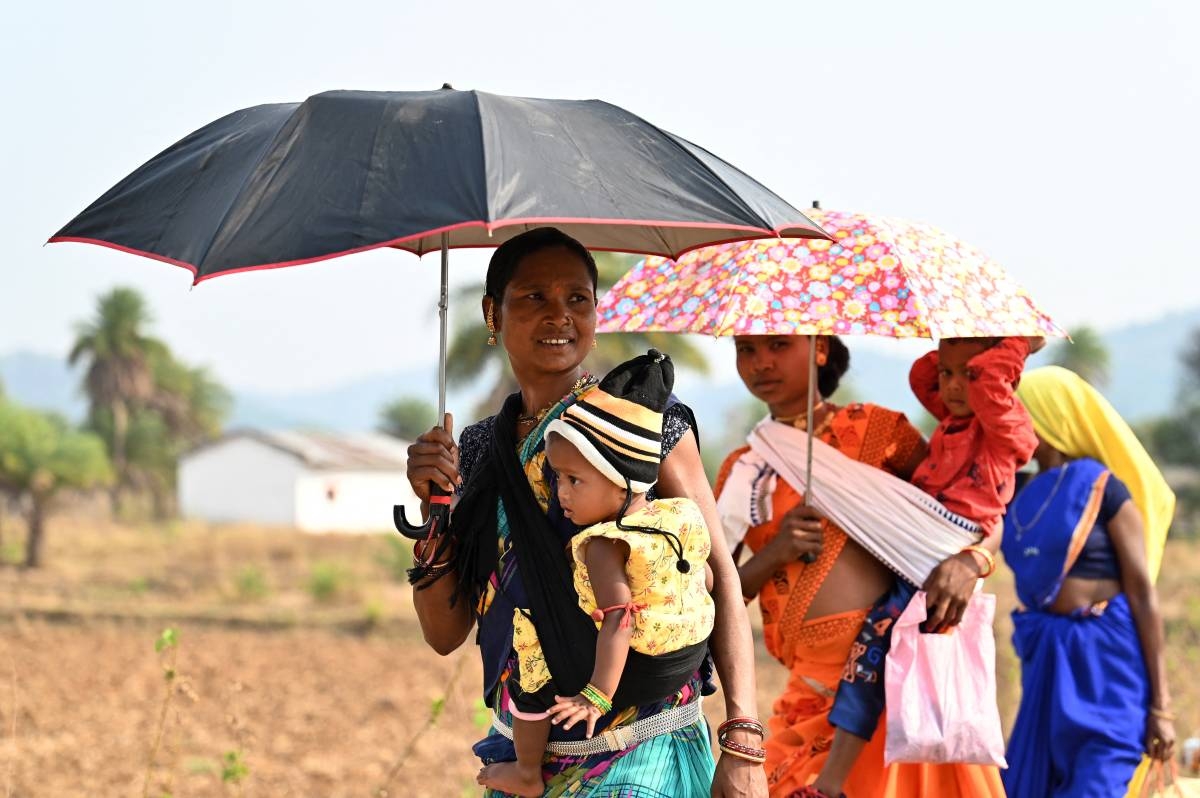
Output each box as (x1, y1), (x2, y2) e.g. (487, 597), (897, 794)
(188, 430), (412, 471)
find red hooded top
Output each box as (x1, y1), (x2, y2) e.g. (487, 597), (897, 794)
(909, 337), (1038, 537)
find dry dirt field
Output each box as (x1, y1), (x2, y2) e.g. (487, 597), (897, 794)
(1, 514), (1198, 796)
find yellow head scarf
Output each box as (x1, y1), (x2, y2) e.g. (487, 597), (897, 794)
(1016, 365), (1175, 583)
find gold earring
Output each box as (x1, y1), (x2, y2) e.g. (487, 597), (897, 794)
(486, 308), (497, 347)
(816, 351), (827, 366)
(591, 338), (598, 350)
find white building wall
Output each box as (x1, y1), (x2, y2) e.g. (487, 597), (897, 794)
(293, 470), (421, 533)
(178, 438), (303, 526)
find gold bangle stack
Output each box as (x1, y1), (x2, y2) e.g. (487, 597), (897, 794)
(960, 544), (996, 578)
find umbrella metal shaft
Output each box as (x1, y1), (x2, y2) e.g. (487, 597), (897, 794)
(799, 335), (818, 564)
(438, 233), (449, 419)
(804, 334), (816, 505)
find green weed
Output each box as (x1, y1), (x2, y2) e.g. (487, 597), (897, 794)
(376, 536), (414, 582)
(0, 542), (22, 565)
(184, 756), (217, 775)
(307, 562), (346, 603)
(234, 566), (269, 601)
(362, 598), (385, 630)
(143, 628), (180, 798)
(221, 750), (249, 784)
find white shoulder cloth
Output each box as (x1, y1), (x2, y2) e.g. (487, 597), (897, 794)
(718, 417), (981, 586)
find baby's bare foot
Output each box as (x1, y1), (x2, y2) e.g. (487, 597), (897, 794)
(477, 761), (544, 797)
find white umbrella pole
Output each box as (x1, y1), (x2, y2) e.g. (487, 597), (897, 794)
(437, 232), (450, 419)
(804, 333), (816, 504)
(804, 200), (820, 508)
(801, 334), (818, 564)
(394, 232), (452, 539)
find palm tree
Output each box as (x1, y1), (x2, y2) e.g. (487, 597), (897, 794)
(68, 287), (159, 507)
(1050, 326), (1111, 387)
(446, 252), (711, 417)
(147, 346), (231, 444)
(148, 350), (231, 517)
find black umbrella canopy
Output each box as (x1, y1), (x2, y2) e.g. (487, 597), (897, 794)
(51, 88), (826, 282)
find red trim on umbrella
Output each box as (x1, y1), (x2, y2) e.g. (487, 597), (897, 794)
(47, 236), (200, 277)
(48, 215), (828, 286)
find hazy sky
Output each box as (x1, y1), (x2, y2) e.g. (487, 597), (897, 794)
(4, 0), (1198, 396)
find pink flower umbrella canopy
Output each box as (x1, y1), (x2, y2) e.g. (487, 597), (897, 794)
(597, 207), (1066, 340)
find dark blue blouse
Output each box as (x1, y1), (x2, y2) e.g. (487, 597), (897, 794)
(1065, 474), (1131, 580)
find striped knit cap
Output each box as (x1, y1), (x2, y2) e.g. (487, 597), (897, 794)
(544, 350), (674, 494)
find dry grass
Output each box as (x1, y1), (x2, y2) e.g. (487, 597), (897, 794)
(0, 619), (487, 797)
(0, 512), (1198, 795)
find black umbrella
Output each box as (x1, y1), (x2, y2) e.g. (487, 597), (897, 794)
(51, 86), (827, 536)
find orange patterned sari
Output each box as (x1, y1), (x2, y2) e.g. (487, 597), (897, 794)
(716, 403), (1004, 797)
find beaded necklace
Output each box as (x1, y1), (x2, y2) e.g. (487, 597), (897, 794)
(516, 373), (595, 427)
(775, 401), (836, 439)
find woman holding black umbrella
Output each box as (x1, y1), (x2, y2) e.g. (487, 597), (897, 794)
(50, 86), (824, 796)
(405, 228), (767, 797)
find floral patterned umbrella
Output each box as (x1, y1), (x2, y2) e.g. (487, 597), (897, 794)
(596, 207), (1066, 525)
(597, 207), (1066, 340)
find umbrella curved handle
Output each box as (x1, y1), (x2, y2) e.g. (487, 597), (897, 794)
(394, 490), (452, 540)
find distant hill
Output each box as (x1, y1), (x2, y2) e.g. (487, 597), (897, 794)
(681, 308), (1200, 428)
(229, 369), (483, 431)
(1094, 308), (1200, 421)
(4, 308), (1198, 431)
(0, 351), (86, 419)
(0, 352), (483, 432)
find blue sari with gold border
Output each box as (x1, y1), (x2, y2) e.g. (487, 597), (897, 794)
(1001, 458), (1148, 797)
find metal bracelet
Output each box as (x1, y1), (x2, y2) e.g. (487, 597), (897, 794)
(490, 697), (703, 756)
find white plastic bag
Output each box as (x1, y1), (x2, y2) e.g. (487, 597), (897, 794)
(884, 590), (1007, 767)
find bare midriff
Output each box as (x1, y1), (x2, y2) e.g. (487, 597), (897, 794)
(1051, 575), (1122, 615)
(805, 537), (895, 621)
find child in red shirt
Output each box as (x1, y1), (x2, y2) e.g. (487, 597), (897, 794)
(803, 336), (1040, 798)
(909, 337), (1041, 538)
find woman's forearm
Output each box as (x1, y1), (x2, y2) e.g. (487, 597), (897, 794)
(1127, 586), (1172, 709)
(412, 571), (474, 655)
(1109, 503), (1171, 710)
(693, 472), (761, 717)
(737, 547), (783, 600)
(709, 545), (760, 717)
(657, 430), (760, 719)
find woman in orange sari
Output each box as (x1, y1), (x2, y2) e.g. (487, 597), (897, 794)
(714, 335), (1005, 798)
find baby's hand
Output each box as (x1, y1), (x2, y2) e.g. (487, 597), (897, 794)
(550, 694), (603, 738)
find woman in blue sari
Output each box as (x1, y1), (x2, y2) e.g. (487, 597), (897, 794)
(1001, 366), (1177, 797)
(404, 228), (768, 797)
